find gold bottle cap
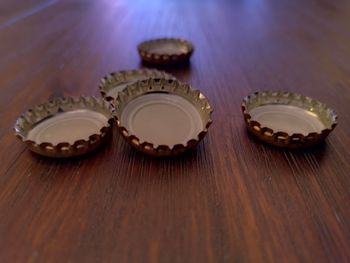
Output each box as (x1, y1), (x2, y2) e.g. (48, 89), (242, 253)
(113, 78), (213, 156)
(14, 97), (114, 157)
(99, 69), (174, 101)
(242, 91), (337, 148)
(137, 38), (194, 65)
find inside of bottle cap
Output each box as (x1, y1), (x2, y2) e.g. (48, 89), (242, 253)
(120, 93), (204, 147)
(249, 104), (326, 135)
(27, 109), (109, 144)
(106, 78), (142, 99)
(106, 76), (163, 99)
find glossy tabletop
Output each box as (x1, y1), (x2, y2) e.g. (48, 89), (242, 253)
(0, 0), (349, 262)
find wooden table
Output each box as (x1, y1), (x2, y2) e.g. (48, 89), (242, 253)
(1, 0), (349, 262)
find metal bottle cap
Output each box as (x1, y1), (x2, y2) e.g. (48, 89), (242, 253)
(113, 78), (213, 156)
(242, 91), (337, 148)
(138, 38), (194, 65)
(14, 97), (114, 157)
(99, 69), (174, 101)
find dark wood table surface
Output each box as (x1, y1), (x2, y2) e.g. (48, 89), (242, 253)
(1, 0), (349, 262)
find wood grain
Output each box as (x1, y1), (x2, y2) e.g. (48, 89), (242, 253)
(0, 0), (349, 262)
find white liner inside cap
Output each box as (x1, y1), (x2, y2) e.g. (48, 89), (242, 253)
(250, 104), (326, 135)
(120, 93), (203, 147)
(27, 109), (109, 145)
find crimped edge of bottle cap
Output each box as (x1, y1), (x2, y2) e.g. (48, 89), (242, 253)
(14, 96), (114, 157)
(137, 38), (194, 65)
(113, 78), (213, 156)
(241, 90), (338, 148)
(99, 69), (174, 102)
